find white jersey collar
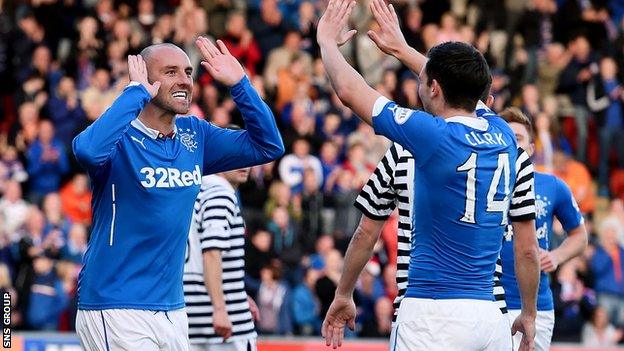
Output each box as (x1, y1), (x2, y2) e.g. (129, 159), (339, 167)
(446, 116), (489, 131)
(131, 118), (178, 140)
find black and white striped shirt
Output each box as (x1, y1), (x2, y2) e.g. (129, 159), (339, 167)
(355, 143), (535, 321)
(183, 175), (256, 344)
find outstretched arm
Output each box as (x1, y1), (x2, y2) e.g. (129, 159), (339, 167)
(368, 0), (427, 75)
(317, 0), (380, 125)
(322, 215), (386, 349)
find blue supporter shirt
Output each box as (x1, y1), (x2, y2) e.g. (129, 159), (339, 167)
(501, 172), (584, 310)
(372, 96), (518, 300)
(73, 77), (284, 311)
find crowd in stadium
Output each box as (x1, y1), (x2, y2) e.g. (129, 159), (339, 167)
(0, 0), (624, 346)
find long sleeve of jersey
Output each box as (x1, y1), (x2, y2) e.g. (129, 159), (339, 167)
(201, 76), (285, 174)
(72, 83), (151, 174)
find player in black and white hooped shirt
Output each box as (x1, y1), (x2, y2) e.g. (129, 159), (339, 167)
(183, 153), (259, 351)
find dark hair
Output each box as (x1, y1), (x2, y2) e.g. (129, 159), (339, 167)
(479, 78), (492, 102)
(499, 107), (534, 142)
(425, 42), (491, 111)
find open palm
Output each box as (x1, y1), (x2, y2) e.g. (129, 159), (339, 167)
(195, 36), (245, 86)
(321, 295), (356, 349)
(128, 55), (161, 97)
(368, 0), (409, 57)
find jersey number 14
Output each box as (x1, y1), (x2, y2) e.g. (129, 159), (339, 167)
(457, 152), (511, 225)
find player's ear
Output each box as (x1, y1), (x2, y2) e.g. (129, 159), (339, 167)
(430, 79), (440, 98)
(486, 95), (495, 108)
(527, 142), (535, 157)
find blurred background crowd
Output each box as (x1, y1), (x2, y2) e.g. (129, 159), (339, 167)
(1, 0), (624, 346)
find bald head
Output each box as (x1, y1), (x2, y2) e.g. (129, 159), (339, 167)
(139, 43), (187, 64)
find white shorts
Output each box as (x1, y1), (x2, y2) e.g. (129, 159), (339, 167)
(190, 339), (257, 351)
(507, 309), (554, 351)
(76, 309), (189, 351)
(392, 298), (512, 351)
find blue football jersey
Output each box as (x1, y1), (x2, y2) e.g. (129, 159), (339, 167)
(501, 172), (584, 310)
(372, 96), (518, 300)
(73, 77), (284, 310)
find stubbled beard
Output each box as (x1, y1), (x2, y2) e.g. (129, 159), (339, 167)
(153, 94), (190, 114)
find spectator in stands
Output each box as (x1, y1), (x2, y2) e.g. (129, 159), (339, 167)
(582, 306), (624, 346)
(552, 258), (595, 342)
(11, 102), (40, 154)
(245, 228), (275, 297)
(319, 112), (345, 151)
(291, 266), (321, 336)
(374, 296), (394, 338)
(315, 249), (342, 319)
(60, 224), (87, 264)
(264, 180), (300, 220)
(13, 207), (46, 327)
(80, 68), (116, 123)
(0, 146), (28, 187)
(172, 0), (206, 68)
(264, 30), (312, 92)
(346, 124), (389, 167)
(330, 169), (362, 243)
(587, 56), (624, 196)
(256, 262), (292, 335)
(18, 45), (62, 93)
(45, 76), (86, 149)
(267, 206), (302, 286)
(553, 148), (595, 214)
(42, 193), (71, 245)
(355, 261), (385, 337)
(520, 84), (541, 120)
(248, 0), (291, 66)
(55, 260), (80, 331)
(319, 141), (340, 192)
(26, 253), (69, 330)
(591, 217), (624, 326)
(59, 174), (92, 226)
(222, 11), (262, 77)
(538, 43), (568, 98)
(26, 120), (69, 202)
(557, 34), (597, 163)
(278, 138), (323, 195)
(298, 170), (324, 251)
(0, 180), (29, 239)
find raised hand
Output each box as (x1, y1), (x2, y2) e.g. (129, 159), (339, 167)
(321, 295), (356, 349)
(317, 0), (357, 47)
(368, 0), (409, 57)
(512, 312), (536, 351)
(127, 55), (161, 98)
(196, 36), (245, 86)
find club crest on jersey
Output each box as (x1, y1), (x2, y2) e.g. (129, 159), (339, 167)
(389, 105), (413, 125)
(179, 129), (198, 152)
(535, 195), (551, 219)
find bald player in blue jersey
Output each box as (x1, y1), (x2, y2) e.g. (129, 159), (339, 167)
(497, 108), (588, 351)
(317, 1), (540, 350)
(72, 38), (284, 351)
